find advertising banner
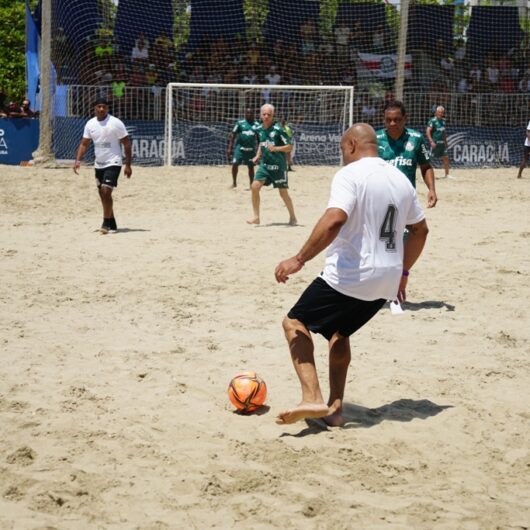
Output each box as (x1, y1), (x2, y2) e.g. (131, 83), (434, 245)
(0, 119), (39, 165)
(52, 118), (523, 168)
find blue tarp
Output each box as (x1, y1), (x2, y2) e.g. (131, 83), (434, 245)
(467, 6), (523, 63)
(263, 0), (320, 44)
(114, 0), (174, 57)
(188, 0), (246, 49)
(25, 1), (40, 109)
(335, 2), (387, 36)
(0, 119), (39, 165)
(407, 5), (455, 52)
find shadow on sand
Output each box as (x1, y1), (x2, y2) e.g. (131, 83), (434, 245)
(401, 300), (455, 312)
(281, 398), (453, 438)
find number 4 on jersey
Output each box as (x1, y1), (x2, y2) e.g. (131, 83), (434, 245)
(380, 204), (397, 251)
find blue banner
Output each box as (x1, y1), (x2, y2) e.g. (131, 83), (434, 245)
(0, 119), (39, 165)
(52, 118), (524, 168)
(25, 1), (40, 110)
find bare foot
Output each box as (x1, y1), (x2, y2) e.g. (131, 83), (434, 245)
(275, 402), (329, 424)
(246, 218), (260, 225)
(288, 218), (298, 226)
(322, 410), (345, 427)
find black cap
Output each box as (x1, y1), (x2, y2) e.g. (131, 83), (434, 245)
(94, 97), (109, 106)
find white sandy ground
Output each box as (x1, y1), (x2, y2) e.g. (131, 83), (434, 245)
(0, 164), (529, 530)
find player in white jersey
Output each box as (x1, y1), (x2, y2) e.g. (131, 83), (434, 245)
(274, 123), (429, 426)
(73, 98), (132, 234)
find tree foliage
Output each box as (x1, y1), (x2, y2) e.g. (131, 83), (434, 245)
(0, 0), (26, 102)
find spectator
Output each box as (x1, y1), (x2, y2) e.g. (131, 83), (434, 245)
(5, 101), (24, 118)
(145, 64), (159, 86)
(334, 21), (350, 60)
(518, 70), (530, 92)
(131, 34), (149, 65)
(372, 24), (385, 53)
(20, 99), (36, 118)
(300, 18), (318, 57)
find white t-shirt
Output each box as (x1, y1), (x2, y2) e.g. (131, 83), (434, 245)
(83, 114), (128, 168)
(525, 120), (530, 147)
(321, 156), (425, 301)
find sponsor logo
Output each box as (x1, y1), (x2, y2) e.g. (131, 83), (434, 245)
(447, 133), (510, 164)
(405, 141), (414, 151)
(0, 129), (7, 155)
(388, 156), (413, 167)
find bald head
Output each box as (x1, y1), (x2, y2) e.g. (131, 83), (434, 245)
(340, 123), (378, 165)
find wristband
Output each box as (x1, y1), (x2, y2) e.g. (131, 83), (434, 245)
(402, 269), (410, 277)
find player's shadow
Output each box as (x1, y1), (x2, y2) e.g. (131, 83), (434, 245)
(91, 228), (150, 234)
(114, 228), (151, 234)
(402, 300), (455, 312)
(257, 222), (304, 228)
(280, 399), (452, 437)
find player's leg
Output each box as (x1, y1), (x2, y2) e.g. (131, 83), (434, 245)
(442, 155), (451, 178)
(278, 187), (297, 225)
(247, 175), (264, 225)
(231, 163), (238, 188)
(248, 163), (255, 187)
(275, 316), (328, 425)
(324, 333), (351, 427)
(97, 166), (120, 233)
(517, 146), (530, 178)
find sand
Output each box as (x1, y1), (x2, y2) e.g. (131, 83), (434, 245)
(0, 164), (529, 529)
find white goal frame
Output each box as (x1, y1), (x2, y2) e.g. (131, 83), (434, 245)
(164, 83), (354, 166)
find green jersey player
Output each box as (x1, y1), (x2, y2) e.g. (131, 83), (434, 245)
(227, 108), (258, 188)
(377, 100), (437, 208)
(426, 105), (454, 179)
(247, 103), (297, 226)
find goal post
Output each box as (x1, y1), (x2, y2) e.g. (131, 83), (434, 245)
(164, 83), (354, 167)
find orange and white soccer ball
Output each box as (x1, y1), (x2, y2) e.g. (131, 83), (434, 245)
(228, 371), (267, 413)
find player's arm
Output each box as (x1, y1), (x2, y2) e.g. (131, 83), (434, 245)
(425, 124), (435, 148)
(275, 208), (347, 283)
(397, 218), (429, 303)
(74, 138), (91, 174)
(420, 163), (437, 208)
(120, 136), (132, 178)
(270, 132), (292, 154)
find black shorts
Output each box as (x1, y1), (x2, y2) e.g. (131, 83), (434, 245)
(95, 166), (122, 188)
(287, 277), (385, 341)
(524, 146), (530, 156)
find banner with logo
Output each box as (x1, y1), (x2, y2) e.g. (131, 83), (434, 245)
(357, 52), (412, 79)
(52, 118), (523, 168)
(0, 119), (39, 165)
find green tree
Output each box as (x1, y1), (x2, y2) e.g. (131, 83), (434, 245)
(0, 0), (26, 102)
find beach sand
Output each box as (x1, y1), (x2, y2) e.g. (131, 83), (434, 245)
(0, 164), (529, 529)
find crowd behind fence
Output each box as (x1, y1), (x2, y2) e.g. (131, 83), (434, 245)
(65, 85), (530, 129)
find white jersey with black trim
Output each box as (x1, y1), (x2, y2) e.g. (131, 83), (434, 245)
(83, 114), (128, 169)
(321, 156), (425, 301)
(525, 120), (530, 147)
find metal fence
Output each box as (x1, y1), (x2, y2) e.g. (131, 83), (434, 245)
(64, 85), (530, 128)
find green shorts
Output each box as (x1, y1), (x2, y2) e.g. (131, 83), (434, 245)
(432, 143), (447, 158)
(255, 165), (289, 189)
(232, 146), (255, 167)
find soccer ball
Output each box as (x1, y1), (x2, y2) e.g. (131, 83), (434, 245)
(228, 371), (267, 413)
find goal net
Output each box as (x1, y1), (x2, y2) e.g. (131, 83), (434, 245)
(28, 0), (530, 167)
(164, 83), (353, 166)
